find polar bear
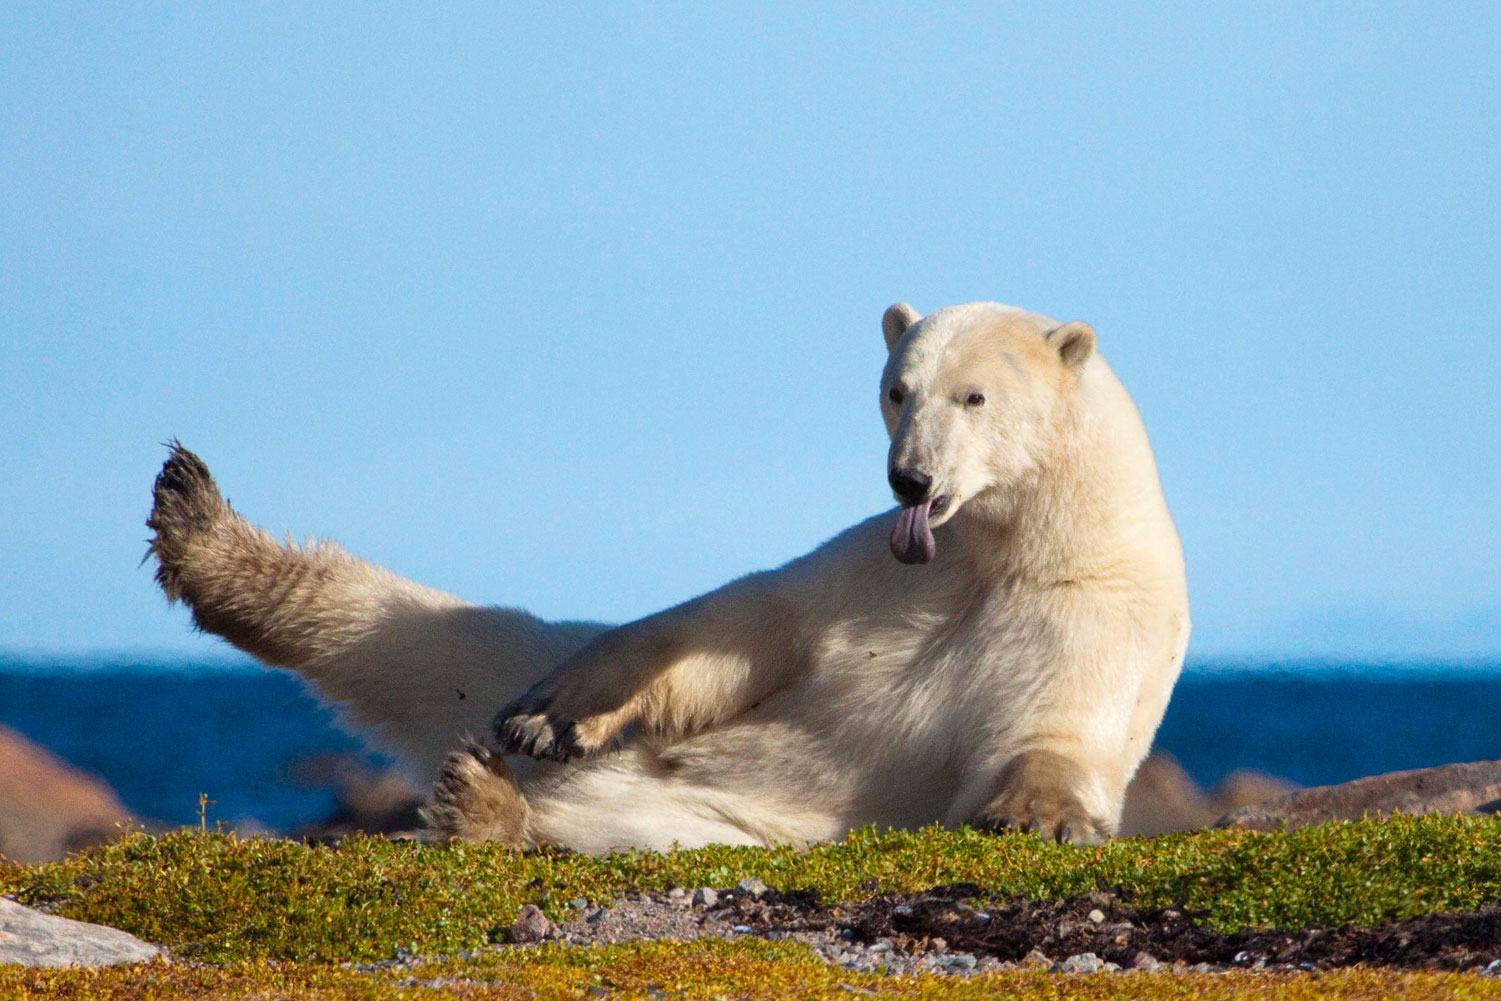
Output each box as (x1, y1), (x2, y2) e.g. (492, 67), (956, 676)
(148, 301), (1189, 852)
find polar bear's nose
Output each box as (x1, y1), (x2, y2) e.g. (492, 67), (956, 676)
(888, 467), (933, 505)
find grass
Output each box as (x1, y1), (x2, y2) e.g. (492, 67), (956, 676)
(3, 813), (1500, 964)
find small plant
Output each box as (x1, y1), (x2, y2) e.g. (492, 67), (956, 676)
(196, 792), (217, 834)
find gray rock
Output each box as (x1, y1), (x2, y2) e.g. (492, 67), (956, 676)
(1130, 951), (1164, 972)
(929, 952), (977, 974)
(0, 898), (163, 967)
(1087, 908), (1106, 924)
(1218, 759), (1501, 832)
(1021, 948), (1052, 969)
(1057, 952), (1102, 974)
(508, 903), (550, 943)
(735, 877), (769, 898)
(691, 887), (718, 908)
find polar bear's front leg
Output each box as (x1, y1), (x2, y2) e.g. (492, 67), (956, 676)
(971, 749), (1114, 845)
(494, 573), (804, 760)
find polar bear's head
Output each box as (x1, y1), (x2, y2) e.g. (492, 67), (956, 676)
(879, 301), (1096, 564)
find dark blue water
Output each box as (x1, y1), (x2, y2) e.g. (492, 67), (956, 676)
(2, 656), (1498, 831)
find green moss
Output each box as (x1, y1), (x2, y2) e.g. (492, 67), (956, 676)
(3, 813), (1500, 964)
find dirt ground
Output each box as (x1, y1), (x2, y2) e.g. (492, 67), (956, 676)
(507, 883), (1501, 977)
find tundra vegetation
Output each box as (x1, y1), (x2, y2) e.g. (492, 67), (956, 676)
(3, 814), (1501, 998)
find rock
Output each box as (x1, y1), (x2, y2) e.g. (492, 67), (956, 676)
(691, 887), (718, 908)
(929, 952), (977, 974)
(1087, 908), (1106, 924)
(292, 755), (424, 840)
(1218, 760), (1501, 832)
(1119, 751), (1297, 837)
(0, 726), (140, 864)
(1021, 948), (1052, 969)
(0, 898), (163, 967)
(735, 877), (769, 898)
(1056, 952), (1102, 974)
(507, 904), (550, 943)
(1130, 951), (1164, 972)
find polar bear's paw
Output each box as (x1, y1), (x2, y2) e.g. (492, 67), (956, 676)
(975, 750), (1110, 845)
(492, 700), (585, 761)
(147, 441), (234, 600)
(492, 694), (626, 762)
(423, 741), (531, 847)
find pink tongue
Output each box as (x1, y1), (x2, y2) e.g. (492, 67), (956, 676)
(890, 500), (936, 564)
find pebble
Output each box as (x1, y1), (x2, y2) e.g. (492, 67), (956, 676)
(569, 898), (588, 910)
(586, 908), (609, 925)
(1130, 951), (1164, 972)
(1087, 908), (1106, 924)
(1056, 952), (1102, 974)
(1485, 959), (1501, 977)
(507, 904), (550, 944)
(691, 887), (719, 908)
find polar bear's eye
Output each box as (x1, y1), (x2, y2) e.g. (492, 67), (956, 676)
(888, 387), (905, 405)
(965, 393), (986, 407)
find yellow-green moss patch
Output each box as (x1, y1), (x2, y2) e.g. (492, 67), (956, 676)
(3, 942), (1501, 1001)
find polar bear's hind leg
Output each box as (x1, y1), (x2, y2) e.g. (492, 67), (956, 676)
(146, 442), (605, 782)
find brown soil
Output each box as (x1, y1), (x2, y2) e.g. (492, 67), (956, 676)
(718, 884), (1501, 972)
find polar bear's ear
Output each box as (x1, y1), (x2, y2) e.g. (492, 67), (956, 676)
(882, 303), (922, 352)
(1047, 321), (1096, 370)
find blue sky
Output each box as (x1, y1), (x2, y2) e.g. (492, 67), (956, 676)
(2, 3), (1497, 660)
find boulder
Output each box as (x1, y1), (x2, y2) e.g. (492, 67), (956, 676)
(0, 726), (136, 864)
(0, 898), (163, 967)
(1218, 760), (1501, 831)
(292, 754), (425, 841)
(1119, 751), (1297, 837)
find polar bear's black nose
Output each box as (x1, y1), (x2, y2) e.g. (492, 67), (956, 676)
(889, 467), (932, 505)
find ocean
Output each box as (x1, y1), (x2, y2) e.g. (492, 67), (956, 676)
(2, 656), (1498, 832)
